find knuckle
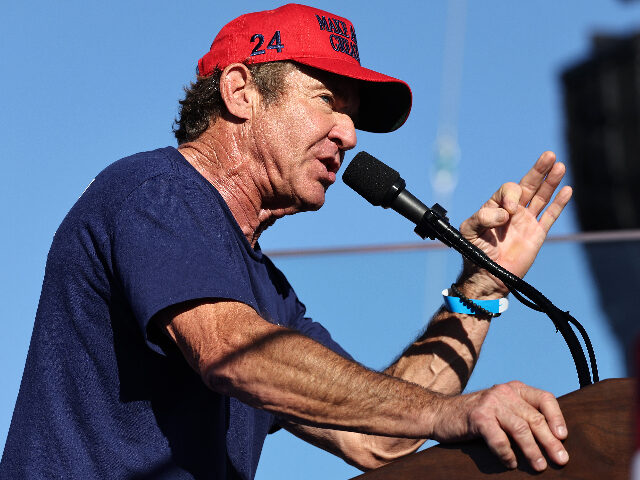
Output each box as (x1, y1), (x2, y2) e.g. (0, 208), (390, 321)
(477, 208), (493, 225)
(529, 413), (547, 430)
(492, 383), (513, 397)
(544, 438), (563, 453)
(505, 182), (522, 199)
(532, 192), (547, 205)
(502, 455), (517, 468)
(497, 448), (516, 468)
(492, 437), (510, 452)
(539, 391), (556, 403)
(506, 380), (524, 389)
(511, 419), (530, 437)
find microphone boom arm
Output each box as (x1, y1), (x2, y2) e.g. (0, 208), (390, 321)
(414, 203), (598, 388)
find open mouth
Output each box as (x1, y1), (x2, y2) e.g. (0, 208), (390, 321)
(318, 155), (341, 175)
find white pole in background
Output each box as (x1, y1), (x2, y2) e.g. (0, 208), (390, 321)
(424, 0), (467, 328)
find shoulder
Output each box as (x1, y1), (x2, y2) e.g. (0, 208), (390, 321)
(85, 146), (229, 225)
(93, 146), (183, 198)
(54, 146), (225, 249)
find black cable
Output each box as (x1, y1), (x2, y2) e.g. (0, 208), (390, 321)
(564, 311), (600, 382)
(509, 288), (543, 312)
(415, 207), (598, 388)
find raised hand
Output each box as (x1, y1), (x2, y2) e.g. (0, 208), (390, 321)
(459, 151), (572, 293)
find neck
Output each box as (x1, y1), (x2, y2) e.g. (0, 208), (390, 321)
(177, 126), (285, 248)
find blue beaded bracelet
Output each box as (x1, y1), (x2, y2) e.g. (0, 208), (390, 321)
(442, 285), (508, 317)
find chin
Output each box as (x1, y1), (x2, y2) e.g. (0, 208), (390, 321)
(295, 183), (328, 212)
(298, 200), (324, 213)
(298, 194), (326, 212)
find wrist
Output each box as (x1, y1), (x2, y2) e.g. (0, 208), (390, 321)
(457, 262), (510, 299)
(421, 390), (449, 440)
(427, 393), (469, 443)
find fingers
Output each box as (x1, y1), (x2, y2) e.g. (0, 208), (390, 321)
(508, 383), (569, 470)
(539, 186), (572, 233)
(517, 383), (568, 440)
(461, 182), (521, 238)
(527, 161), (567, 215)
(487, 182), (521, 215)
(518, 151), (558, 208)
(460, 206), (510, 240)
(500, 405), (567, 471)
(476, 418), (518, 469)
(520, 152), (572, 224)
(499, 410), (547, 470)
(471, 152), (570, 235)
(467, 382), (569, 472)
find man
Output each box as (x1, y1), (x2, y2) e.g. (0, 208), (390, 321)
(1, 4), (572, 479)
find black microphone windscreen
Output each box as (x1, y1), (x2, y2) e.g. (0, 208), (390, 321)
(342, 151), (401, 206)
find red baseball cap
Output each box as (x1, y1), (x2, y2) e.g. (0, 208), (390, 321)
(197, 3), (412, 133)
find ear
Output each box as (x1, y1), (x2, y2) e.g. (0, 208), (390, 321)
(219, 63), (259, 120)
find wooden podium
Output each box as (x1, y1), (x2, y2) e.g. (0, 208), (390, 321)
(352, 378), (635, 479)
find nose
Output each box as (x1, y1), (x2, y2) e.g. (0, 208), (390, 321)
(329, 112), (357, 152)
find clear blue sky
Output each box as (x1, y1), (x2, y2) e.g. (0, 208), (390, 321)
(2, 1), (639, 478)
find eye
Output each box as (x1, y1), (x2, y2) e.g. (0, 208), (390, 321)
(319, 94), (334, 106)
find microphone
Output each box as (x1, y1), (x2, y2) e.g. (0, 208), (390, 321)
(342, 151), (460, 248)
(341, 151), (428, 225)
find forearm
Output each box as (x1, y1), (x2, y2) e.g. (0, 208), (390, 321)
(215, 325), (437, 436)
(161, 300), (442, 438)
(387, 268), (503, 394)
(351, 270), (502, 462)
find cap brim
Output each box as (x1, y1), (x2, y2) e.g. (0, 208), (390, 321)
(290, 57), (412, 133)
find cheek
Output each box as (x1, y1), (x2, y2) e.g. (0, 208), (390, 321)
(279, 105), (323, 143)
(253, 101), (331, 173)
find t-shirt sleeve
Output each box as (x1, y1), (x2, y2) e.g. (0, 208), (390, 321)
(261, 257), (353, 361)
(111, 174), (257, 354)
(289, 309), (353, 362)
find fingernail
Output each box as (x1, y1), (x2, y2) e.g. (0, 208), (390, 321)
(535, 457), (547, 470)
(557, 425), (567, 437)
(557, 449), (569, 463)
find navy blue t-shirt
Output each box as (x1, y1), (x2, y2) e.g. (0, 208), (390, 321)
(1, 147), (351, 480)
